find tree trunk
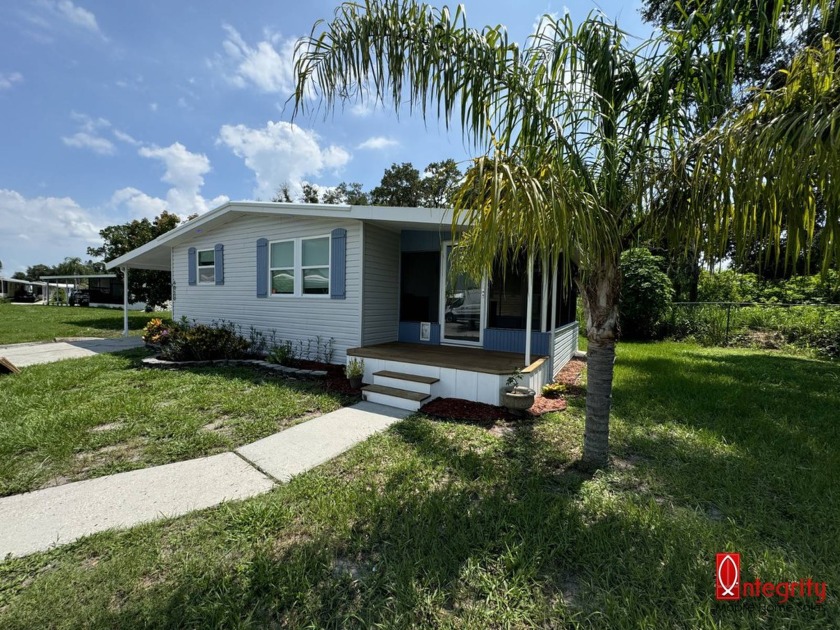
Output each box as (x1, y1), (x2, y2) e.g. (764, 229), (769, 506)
(578, 263), (620, 471)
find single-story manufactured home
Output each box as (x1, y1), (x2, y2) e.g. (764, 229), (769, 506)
(107, 202), (579, 410)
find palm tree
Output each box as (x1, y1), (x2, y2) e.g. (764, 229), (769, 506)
(294, 0), (838, 469)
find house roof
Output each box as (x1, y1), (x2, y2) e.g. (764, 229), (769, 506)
(105, 201), (460, 271)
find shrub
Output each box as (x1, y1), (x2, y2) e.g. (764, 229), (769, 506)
(158, 320), (250, 362)
(541, 383), (566, 398)
(142, 318), (172, 345)
(267, 341), (296, 366)
(345, 358), (365, 379)
(619, 248), (674, 340)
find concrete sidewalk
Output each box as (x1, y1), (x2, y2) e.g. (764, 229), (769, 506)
(0, 402), (408, 559)
(0, 337), (144, 368)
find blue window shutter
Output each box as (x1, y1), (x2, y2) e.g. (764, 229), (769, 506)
(256, 238), (268, 298)
(187, 247), (197, 286)
(214, 243), (224, 285)
(330, 228), (346, 299)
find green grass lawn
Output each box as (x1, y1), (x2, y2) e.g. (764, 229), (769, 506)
(1, 341), (837, 628)
(0, 350), (349, 496)
(0, 303), (168, 345)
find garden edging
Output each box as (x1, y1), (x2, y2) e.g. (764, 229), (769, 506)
(141, 354), (328, 378)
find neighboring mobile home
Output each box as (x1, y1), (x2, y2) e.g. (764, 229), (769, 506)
(107, 202), (579, 409)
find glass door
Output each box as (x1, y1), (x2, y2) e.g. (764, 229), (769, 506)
(440, 243), (485, 345)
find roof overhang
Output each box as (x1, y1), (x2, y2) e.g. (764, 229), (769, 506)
(106, 201), (463, 272)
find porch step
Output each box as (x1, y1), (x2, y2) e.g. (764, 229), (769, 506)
(361, 384), (430, 412)
(372, 370), (439, 395)
(373, 370), (439, 385)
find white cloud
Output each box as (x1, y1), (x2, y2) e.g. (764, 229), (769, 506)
(62, 113), (115, 155)
(137, 142), (228, 216)
(0, 189), (103, 271)
(53, 0), (100, 33)
(112, 129), (140, 146)
(349, 101), (376, 117)
(0, 72), (23, 91)
(149, 102), (158, 112)
(356, 136), (399, 150)
(109, 187), (168, 219)
(217, 120), (351, 199)
(33, 0), (106, 38)
(214, 24), (298, 95)
(62, 132), (115, 155)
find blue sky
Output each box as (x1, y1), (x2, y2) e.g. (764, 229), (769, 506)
(0, 0), (651, 273)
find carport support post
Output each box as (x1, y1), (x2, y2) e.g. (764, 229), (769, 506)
(122, 267), (129, 337)
(525, 253), (534, 367)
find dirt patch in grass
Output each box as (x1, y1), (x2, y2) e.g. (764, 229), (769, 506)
(73, 438), (148, 475)
(89, 422), (123, 434)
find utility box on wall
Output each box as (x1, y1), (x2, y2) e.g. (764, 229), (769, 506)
(419, 321), (431, 342)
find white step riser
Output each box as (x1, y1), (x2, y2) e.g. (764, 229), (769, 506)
(363, 392), (423, 412)
(373, 375), (433, 395)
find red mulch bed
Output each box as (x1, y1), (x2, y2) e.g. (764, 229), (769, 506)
(555, 357), (586, 396)
(420, 357), (586, 424)
(291, 359), (361, 397)
(420, 393), (567, 424)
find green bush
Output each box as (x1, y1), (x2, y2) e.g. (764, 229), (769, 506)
(697, 269), (840, 304)
(619, 248), (674, 339)
(267, 341), (296, 366)
(159, 320), (250, 362)
(666, 303), (840, 358)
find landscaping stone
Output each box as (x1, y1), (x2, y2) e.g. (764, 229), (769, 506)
(139, 355), (328, 378)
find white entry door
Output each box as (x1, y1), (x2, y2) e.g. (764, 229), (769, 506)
(440, 242), (486, 345)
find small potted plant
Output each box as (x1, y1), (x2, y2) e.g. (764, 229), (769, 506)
(501, 369), (535, 415)
(345, 358), (365, 389)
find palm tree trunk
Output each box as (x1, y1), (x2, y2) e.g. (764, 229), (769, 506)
(579, 264), (620, 470)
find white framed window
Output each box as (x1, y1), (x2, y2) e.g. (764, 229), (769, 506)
(268, 235), (330, 297)
(301, 236), (330, 295)
(269, 240), (295, 295)
(197, 249), (215, 284)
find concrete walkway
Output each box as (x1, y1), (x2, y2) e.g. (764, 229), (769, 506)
(0, 337), (144, 368)
(0, 402), (408, 558)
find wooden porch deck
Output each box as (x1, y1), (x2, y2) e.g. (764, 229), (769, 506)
(346, 342), (547, 375)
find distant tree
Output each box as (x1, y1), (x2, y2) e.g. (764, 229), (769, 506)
(52, 257), (98, 277)
(370, 162), (422, 206)
(11, 271), (26, 280)
(299, 183), (321, 203)
(322, 181), (369, 205)
(25, 264), (54, 281)
(420, 159), (463, 207)
(272, 183), (294, 202)
(87, 211), (181, 308)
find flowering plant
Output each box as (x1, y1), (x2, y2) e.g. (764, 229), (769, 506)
(142, 318), (173, 345)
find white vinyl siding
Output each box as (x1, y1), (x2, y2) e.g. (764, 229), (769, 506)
(172, 214), (362, 363)
(361, 223), (400, 345)
(551, 321), (579, 376)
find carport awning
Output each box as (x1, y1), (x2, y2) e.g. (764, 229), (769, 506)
(108, 248), (172, 271)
